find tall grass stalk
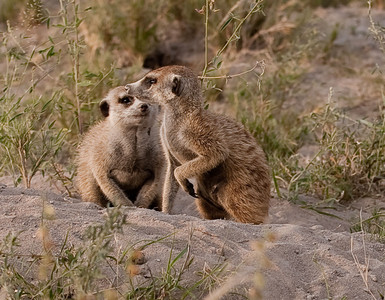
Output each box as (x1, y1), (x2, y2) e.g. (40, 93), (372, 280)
(201, 0), (264, 78)
(368, 0), (385, 55)
(59, 0), (83, 135)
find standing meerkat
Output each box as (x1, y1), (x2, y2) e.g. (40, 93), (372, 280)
(125, 65), (270, 224)
(76, 86), (164, 209)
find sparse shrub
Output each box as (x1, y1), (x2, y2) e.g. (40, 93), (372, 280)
(22, 0), (47, 27)
(0, 0), (47, 27)
(82, 0), (161, 57)
(227, 0), (385, 206)
(0, 25), (68, 187)
(278, 0), (385, 203)
(0, 205), (234, 299)
(81, 0), (206, 63)
(230, 81), (309, 160)
(351, 209), (385, 242)
(0, 206), (127, 299)
(281, 92), (385, 202)
(0, 92), (67, 188)
(0, 0), (28, 24)
(0, 0), (123, 187)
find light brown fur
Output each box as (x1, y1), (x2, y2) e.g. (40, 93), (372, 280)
(125, 66), (270, 224)
(76, 86), (164, 209)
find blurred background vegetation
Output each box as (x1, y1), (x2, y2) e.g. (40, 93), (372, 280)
(0, 0), (384, 205)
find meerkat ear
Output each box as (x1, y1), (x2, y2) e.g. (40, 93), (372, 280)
(172, 75), (183, 96)
(99, 99), (109, 118)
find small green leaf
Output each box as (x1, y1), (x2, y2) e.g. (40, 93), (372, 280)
(220, 16), (233, 31)
(358, 119), (374, 128)
(47, 46), (55, 58)
(78, 80), (93, 87)
(48, 120), (56, 129)
(170, 246), (188, 267)
(9, 113), (24, 122)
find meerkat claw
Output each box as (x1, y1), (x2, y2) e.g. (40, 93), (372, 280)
(186, 180), (198, 198)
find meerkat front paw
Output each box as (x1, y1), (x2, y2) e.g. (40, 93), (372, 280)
(135, 196), (152, 209)
(174, 168), (198, 198)
(111, 195), (135, 207)
(185, 179), (198, 198)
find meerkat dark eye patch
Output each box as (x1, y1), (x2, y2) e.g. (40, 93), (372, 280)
(119, 96), (133, 104)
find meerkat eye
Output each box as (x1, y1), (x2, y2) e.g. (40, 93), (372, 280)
(146, 77), (157, 85)
(119, 96), (133, 104)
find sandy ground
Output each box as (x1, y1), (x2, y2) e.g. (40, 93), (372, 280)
(0, 181), (384, 299)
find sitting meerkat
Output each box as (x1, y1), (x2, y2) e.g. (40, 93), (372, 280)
(125, 66), (270, 224)
(76, 86), (164, 209)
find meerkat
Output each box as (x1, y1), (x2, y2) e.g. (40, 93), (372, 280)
(125, 65), (271, 224)
(76, 86), (164, 209)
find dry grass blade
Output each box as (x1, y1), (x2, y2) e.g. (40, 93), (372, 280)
(350, 210), (378, 300)
(203, 267), (253, 300)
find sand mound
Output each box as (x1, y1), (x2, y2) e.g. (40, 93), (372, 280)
(1, 184), (384, 299)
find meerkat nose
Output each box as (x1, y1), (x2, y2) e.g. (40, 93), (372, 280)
(140, 103), (149, 112)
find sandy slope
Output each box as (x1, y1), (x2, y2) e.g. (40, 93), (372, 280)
(1, 183), (384, 299)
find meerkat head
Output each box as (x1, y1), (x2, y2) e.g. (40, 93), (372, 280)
(99, 86), (159, 127)
(125, 65), (202, 108)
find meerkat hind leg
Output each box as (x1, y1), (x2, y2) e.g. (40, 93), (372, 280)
(221, 189), (268, 225)
(135, 179), (158, 209)
(195, 197), (230, 220)
(82, 178), (110, 207)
